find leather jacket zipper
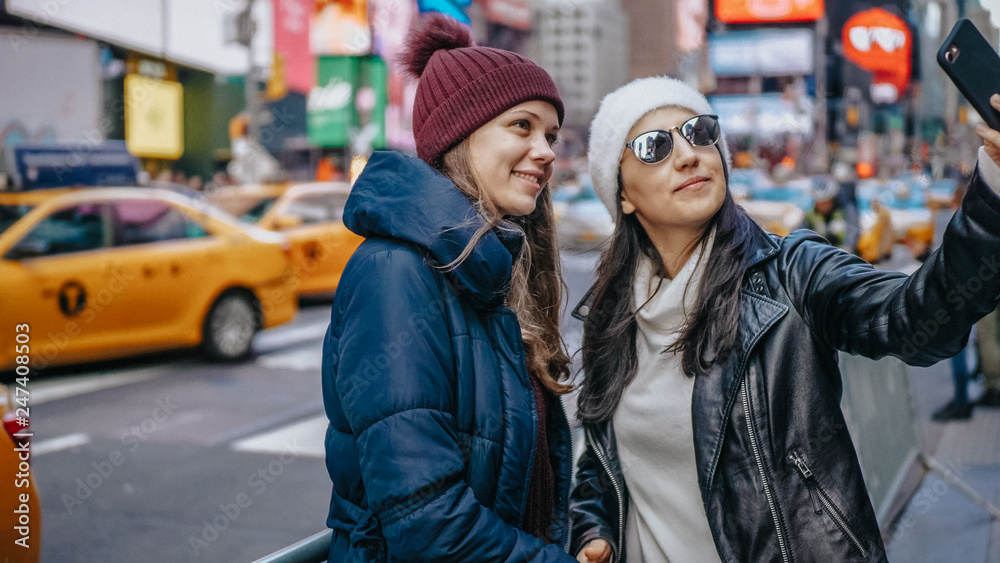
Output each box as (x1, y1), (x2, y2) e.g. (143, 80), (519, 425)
(742, 376), (790, 563)
(585, 427), (623, 563)
(789, 450), (869, 558)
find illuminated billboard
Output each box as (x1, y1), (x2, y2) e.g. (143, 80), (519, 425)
(308, 56), (387, 149)
(710, 29), (814, 76)
(312, 0), (372, 55)
(715, 0), (824, 24)
(125, 74), (184, 159)
(273, 0), (314, 94)
(842, 8), (912, 103)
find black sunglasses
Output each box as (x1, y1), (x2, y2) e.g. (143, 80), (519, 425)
(624, 114), (721, 164)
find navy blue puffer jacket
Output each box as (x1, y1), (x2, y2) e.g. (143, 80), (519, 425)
(322, 151), (575, 562)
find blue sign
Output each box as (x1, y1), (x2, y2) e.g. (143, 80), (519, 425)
(7, 141), (140, 190)
(417, 0), (471, 24)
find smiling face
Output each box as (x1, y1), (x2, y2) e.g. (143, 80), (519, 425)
(619, 106), (727, 243)
(466, 100), (560, 217)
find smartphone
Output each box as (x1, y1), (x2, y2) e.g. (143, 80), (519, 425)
(937, 18), (1000, 131)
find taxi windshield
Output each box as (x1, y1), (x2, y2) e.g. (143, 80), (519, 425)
(238, 198), (279, 223)
(0, 204), (34, 234)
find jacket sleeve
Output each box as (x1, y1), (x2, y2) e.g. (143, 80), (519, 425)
(330, 245), (575, 562)
(779, 166), (1000, 366)
(569, 429), (619, 560)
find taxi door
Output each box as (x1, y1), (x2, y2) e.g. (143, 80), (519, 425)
(101, 199), (222, 347)
(0, 203), (116, 368)
(266, 190), (362, 295)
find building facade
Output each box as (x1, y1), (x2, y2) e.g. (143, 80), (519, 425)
(533, 0), (628, 129)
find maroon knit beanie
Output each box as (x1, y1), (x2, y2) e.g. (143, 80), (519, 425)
(402, 14), (564, 166)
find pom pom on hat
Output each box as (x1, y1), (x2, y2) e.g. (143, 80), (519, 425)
(403, 13), (564, 166)
(401, 14), (472, 79)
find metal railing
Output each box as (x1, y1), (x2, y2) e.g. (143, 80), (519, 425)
(252, 529), (331, 563)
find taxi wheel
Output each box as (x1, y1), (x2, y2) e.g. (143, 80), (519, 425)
(202, 292), (260, 362)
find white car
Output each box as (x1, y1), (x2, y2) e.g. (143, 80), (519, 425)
(554, 183), (614, 251)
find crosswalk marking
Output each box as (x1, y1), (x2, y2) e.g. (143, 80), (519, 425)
(230, 414), (327, 459)
(255, 319), (328, 353)
(33, 432), (91, 456)
(31, 368), (165, 406)
(258, 346), (322, 371)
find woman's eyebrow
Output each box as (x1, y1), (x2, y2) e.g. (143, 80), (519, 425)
(508, 110), (560, 131)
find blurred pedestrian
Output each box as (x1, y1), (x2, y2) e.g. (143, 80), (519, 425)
(832, 161), (860, 254)
(569, 78), (1000, 563)
(804, 175), (849, 250)
(321, 14), (576, 562)
(186, 175), (204, 191)
(933, 330), (975, 421)
(976, 306), (1000, 407)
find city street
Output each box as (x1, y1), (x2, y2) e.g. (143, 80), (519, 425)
(19, 250), (601, 563)
(5, 0), (1000, 560)
(27, 303), (333, 562)
(20, 238), (1000, 563)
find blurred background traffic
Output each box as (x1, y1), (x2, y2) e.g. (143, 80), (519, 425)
(2, 0), (996, 260)
(3, 0), (1000, 561)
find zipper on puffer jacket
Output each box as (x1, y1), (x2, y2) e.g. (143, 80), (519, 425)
(742, 376), (790, 563)
(585, 427), (623, 563)
(503, 305), (574, 554)
(789, 450), (870, 558)
(557, 398), (573, 554)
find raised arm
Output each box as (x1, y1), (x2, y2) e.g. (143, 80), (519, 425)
(778, 97), (1000, 364)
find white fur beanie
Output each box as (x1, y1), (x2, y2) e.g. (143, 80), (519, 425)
(589, 76), (731, 219)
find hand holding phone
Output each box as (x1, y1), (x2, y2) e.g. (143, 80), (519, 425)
(975, 95), (1000, 167)
(937, 18), (1000, 131)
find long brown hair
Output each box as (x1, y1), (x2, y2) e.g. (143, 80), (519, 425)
(439, 141), (572, 394)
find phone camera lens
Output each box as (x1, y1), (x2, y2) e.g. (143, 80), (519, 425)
(946, 45), (960, 63)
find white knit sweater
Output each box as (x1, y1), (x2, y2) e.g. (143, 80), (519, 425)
(613, 232), (722, 563)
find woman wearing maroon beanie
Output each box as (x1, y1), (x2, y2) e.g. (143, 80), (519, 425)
(320, 13), (577, 562)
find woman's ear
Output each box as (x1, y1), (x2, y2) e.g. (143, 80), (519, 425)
(617, 171), (635, 215)
(620, 193), (636, 215)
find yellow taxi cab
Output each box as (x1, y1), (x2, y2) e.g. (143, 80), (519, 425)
(0, 187), (298, 371)
(855, 177), (938, 264)
(0, 386), (40, 562)
(207, 182), (363, 296)
(204, 182), (291, 223)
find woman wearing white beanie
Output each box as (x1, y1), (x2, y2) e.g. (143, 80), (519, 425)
(569, 77), (1000, 563)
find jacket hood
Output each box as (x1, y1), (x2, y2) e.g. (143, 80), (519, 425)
(344, 150), (522, 308)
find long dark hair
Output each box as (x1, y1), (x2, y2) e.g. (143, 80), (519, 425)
(440, 141), (572, 394)
(577, 173), (756, 423)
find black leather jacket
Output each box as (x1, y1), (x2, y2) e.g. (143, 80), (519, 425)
(570, 171), (1000, 563)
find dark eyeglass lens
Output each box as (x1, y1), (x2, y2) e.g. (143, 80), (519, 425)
(635, 132), (672, 163)
(683, 116), (719, 146)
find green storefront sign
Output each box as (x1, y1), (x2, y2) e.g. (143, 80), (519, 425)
(308, 56), (387, 149)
